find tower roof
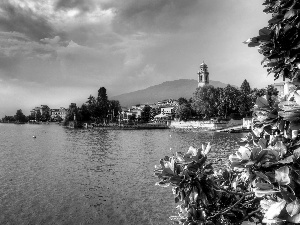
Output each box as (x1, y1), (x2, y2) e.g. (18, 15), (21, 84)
(200, 60), (207, 66)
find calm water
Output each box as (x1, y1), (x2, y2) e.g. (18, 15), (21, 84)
(0, 123), (245, 225)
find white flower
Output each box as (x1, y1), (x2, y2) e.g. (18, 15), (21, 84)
(236, 146), (251, 160)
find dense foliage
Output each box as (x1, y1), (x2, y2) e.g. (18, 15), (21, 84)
(154, 94), (300, 225)
(155, 0), (300, 224)
(191, 81), (277, 119)
(245, 0), (300, 82)
(64, 87), (122, 124)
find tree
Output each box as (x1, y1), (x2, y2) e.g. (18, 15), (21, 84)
(238, 79), (252, 117)
(108, 100), (121, 122)
(217, 85), (240, 118)
(149, 107), (158, 120)
(245, 0), (300, 82)
(177, 97), (189, 105)
(96, 87), (109, 123)
(175, 104), (192, 121)
(141, 105), (151, 122)
(41, 109), (50, 121)
(79, 103), (91, 122)
(35, 110), (42, 122)
(155, 3), (300, 225)
(2, 115), (15, 123)
(14, 109), (27, 122)
(65, 103), (78, 122)
(86, 95), (97, 121)
(192, 85), (218, 118)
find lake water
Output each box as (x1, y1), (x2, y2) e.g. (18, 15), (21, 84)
(0, 123), (245, 225)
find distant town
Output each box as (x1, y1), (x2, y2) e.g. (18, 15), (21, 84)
(1, 62), (283, 127)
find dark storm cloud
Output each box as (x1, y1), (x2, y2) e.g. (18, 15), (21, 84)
(0, 2), (55, 42)
(102, 0), (199, 33)
(55, 0), (95, 13)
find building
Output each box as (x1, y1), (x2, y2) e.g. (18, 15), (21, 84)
(30, 105), (50, 120)
(50, 107), (67, 121)
(157, 99), (178, 107)
(197, 62), (209, 88)
(160, 107), (175, 117)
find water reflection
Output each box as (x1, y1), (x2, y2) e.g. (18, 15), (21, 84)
(0, 124), (245, 225)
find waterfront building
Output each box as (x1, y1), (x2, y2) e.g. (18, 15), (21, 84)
(157, 99), (178, 107)
(160, 107), (175, 119)
(50, 107), (67, 121)
(197, 62), (209, 88)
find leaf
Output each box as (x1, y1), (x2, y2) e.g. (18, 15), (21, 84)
(259, 138), (268, 149)
(253, 188), (280, 197)
(155, 181), (170, 187)
(288, 213), (300, 223)
(256, 182), (274, 190)
(286, 199), (300, 217)
(256, 96), (269, 107)
(275, 166), (291, 185)
(294, 148), (300, 159)
(284, 9), (298, 20)
(170, 176), (183, 186)
(281, 188), (297, 203)
(265, 199), (286, 220)
(251, 148), (268, 163)
(254, 171), (272, 183)
(203, 142), (211, 155)
(278, 155), (294, 164)
(259, 27), (272, 36)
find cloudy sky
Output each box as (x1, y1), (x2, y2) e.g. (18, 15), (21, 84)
(0, 0), (274, 117)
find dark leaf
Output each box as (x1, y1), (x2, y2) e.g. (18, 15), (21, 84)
(251, 148), (268, 163)
(284, 9), (298, 20)
(254, 171), (272, 183)
(170, 176), (183, 185)
(286, 199), (300, 217)
(281, 188), (297, 203)
(259, 27), (272, 36)
(259, 138), (268, 149)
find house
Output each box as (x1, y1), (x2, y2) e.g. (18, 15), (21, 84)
(160, 107), (175, 119)
(50, 107), (67, 121)
(157, 99), (178, 107)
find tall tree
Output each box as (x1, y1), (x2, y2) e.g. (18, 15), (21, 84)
(219, 85), (240, 118)
(79, 103), (91, 122)
(14, 109), (26, 122)
(177, 97), (189, 105)
(192, 85), (218, 118)
(86, 95), (96, 121)
(175, 104), (192, 121)
(141, 105), (151, 122)
(238, 79), (252, 117)
(108, 100), (121, 121)
(96, 87), (109, 122)
(65, 103), (78, 122)
(149, 107), (159, 121)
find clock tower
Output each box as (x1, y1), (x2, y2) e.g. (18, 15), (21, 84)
(197, 62), (209, 88)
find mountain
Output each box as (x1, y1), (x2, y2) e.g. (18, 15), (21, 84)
(111, 79), (236, 107)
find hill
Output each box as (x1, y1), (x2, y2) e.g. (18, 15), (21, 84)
(111, 79), (235, 107)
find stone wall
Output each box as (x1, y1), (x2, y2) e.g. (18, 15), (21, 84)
(169, 119), (243, 130)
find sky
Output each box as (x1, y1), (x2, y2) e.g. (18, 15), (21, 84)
(0, 0), (275, 117)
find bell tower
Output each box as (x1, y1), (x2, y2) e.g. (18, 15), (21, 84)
(197, 62), (209, 88)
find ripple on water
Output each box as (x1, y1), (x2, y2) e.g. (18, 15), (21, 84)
(0, 124), (245, 225)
